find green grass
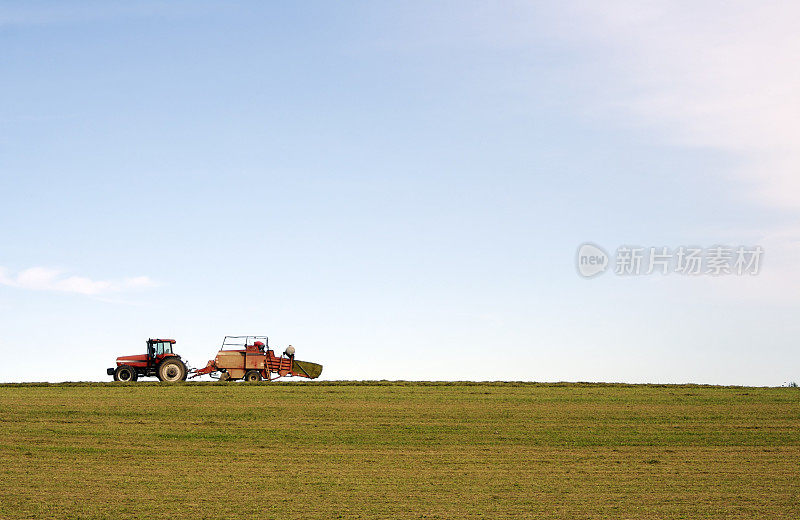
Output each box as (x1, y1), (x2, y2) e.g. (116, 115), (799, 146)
(0, 382), (797, 519)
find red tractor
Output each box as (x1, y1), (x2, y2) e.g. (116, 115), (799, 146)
(107, 338), (188, 382)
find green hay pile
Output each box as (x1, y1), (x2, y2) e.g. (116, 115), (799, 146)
(292, 359), (323, 379)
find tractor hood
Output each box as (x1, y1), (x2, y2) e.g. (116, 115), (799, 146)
(116, 354), (148, 364)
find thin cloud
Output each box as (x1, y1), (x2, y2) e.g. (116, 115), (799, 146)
(0, 266), (159, 296)
(547, 2), (800, 303)
(378, 1), (800, 208)
(549, 1), (800, 210)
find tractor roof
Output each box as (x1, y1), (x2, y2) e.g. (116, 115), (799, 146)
(149, 338), (176, 343)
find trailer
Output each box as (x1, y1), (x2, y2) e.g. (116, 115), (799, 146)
(190, 336), (323, 381)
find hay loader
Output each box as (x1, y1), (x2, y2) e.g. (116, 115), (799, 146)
(191, 336), (323, 381)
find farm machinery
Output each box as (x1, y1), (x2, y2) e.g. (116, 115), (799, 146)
(107, 338), (187, 382)
(191, 336), (323, 381)
(107, 336), (323, 382)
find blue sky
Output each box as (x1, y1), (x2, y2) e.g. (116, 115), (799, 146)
(1, 1), (798, 384)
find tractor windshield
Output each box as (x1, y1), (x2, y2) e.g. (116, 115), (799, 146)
(154, 341), (172, 356)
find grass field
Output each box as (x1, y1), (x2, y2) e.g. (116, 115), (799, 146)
(0, 382), (797, 519)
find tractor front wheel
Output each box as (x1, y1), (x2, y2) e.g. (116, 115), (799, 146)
(157, 358), (187, 382)
(114, 365), (138, 382)
(244, 370), (262, 382)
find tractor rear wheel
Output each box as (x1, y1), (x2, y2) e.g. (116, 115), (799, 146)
(244, 370), (262, 382)
(114, 365), (138, 382)
(157, 358), (187, 382)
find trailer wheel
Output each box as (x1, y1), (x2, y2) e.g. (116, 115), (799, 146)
(114, 365), (138, 382)
(244, 370), (262, 382)
(157, 358), (187, 382)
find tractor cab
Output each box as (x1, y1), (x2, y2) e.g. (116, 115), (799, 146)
(148, 339), (176, 360)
